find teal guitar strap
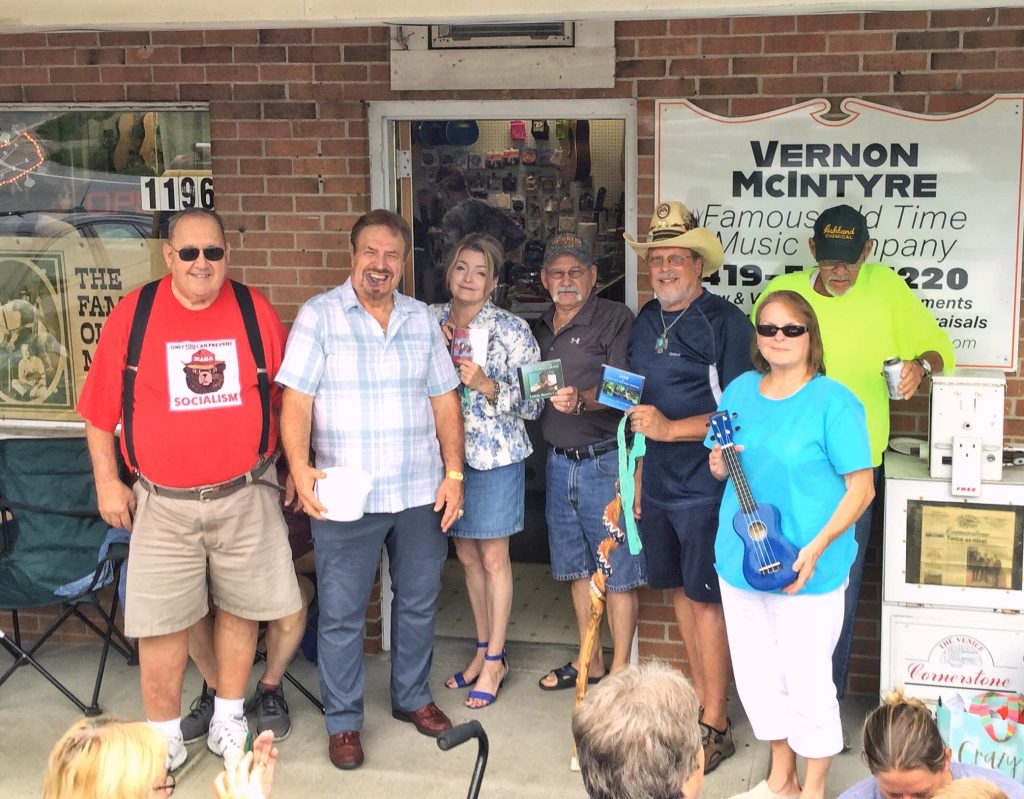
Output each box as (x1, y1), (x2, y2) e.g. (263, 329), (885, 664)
(616, 414), (646, 555)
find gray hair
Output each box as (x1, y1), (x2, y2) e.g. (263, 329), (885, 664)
(166, 208), (226, 242)
(573, 660), (702, 799)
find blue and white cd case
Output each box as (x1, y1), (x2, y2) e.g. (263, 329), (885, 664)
(596, 364), (645, 411)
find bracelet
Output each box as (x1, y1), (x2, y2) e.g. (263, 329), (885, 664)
(572, 394), (586, 416)
(446, 470), (464, 481)
(486, 380), (500, 405)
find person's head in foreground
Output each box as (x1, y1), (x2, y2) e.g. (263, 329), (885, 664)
(43, 717), (172, 799)
(862, 690), (953, 798)
(573, 660), (703, 799)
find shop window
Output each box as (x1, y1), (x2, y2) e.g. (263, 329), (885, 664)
(0, 106), (212, 423)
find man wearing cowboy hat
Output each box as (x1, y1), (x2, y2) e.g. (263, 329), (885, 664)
(625, 201), (755, 774)
(77, 208), (303, 771)
(753, 203), (954, 739)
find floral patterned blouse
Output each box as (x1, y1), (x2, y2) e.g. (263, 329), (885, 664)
(431, 301), (543, 470)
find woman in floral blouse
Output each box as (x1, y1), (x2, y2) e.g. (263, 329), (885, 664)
(432, 233), (542, 709)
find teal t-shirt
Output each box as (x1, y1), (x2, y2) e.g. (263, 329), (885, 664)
(753, 263), (955, 466)
(707, 371), (872, 594)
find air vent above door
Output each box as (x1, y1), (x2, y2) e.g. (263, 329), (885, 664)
(430, 23), (573, 49)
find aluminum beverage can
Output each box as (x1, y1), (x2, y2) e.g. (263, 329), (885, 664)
(883, 356), (903, 400)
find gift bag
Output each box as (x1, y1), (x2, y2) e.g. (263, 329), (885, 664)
(936, 691), (1024, 784)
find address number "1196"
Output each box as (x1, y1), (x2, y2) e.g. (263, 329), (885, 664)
(140, 176), (215, 212)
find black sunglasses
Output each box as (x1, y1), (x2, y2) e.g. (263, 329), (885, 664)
(170, 245), (226, 262)
(756, 324), (807, 338)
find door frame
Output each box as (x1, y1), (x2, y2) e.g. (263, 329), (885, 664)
(368, 98), (639, 652)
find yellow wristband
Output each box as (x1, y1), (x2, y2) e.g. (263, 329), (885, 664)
(446, 470), (464, 481)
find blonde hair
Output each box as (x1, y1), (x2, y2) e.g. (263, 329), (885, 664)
(444, 233), (504, 289)
(862, 690), (947, 776)
(43, 717), (167, 799)
(573, 660), (702, 799)
(933, 778), (1010, 799)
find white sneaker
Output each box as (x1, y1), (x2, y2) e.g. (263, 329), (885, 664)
(207, 712), (249, 761)
(166, 734), (187, 772)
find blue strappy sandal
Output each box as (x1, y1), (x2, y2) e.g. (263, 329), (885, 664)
(466, 651), (508, 709)
(446, 641), (488, 689)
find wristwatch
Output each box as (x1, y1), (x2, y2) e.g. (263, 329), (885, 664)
(917, 357), (933, 376)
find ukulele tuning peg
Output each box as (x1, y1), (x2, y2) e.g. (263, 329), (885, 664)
(734, 426), (741, 433)
(731, 412), (739, 419)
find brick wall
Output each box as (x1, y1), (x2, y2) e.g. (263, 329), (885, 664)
(5, 7), (1024, 691)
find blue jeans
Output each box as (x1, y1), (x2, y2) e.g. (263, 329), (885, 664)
(545, 448), (646, 591)
(831, 466), (882, 700)
(312, 504), (447, 734)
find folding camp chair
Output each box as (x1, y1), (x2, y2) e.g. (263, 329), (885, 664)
(0, 436), (136, 716)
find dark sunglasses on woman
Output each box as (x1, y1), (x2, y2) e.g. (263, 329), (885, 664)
(755, 324), (807, 338)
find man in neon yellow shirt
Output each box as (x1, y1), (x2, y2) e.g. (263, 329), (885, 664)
(753, 204), (954, 731)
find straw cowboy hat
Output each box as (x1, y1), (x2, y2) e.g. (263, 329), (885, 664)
(625, 201), (725, 276)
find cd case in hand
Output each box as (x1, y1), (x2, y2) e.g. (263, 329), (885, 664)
(596, 364), (645, 411)
(518, 359), (564, 400)
(451, 327), (488, 366)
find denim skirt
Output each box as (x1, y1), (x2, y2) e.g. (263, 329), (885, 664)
(450, 460), (525, 539)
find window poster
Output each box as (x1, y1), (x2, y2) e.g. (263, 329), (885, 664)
(0, 107), (212, 422)
(656, 96), (1024, 368)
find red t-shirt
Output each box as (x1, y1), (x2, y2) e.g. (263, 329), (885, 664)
(76, 276), (286, 488)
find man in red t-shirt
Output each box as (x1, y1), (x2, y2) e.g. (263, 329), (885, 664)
(76, 209), (302, 771)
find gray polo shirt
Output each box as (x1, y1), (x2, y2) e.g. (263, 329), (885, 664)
(534, 292), (634, 449)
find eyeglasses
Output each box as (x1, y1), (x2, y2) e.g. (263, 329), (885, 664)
(545, 266), (591, 280)
(169, 245), (226, 262)
(647, 254), (694, 269)
(756, 324), (808, 338)
(154, 774), (176, 795)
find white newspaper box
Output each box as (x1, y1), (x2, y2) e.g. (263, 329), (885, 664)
(884, 452), (1024, 613)
(881, 452), (1024, 704)
(880, 604), (1024, 706)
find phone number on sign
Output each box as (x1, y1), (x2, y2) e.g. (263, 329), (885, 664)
(703, 262), (970, 291)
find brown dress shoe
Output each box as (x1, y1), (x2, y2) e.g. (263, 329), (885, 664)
(328, 731), (364, 770)
(391, 701), (453, 737)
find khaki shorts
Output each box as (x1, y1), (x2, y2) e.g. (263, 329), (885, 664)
(124, 479), (302, 638)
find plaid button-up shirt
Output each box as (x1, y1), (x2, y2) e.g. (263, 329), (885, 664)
(276, 279), (459, 513)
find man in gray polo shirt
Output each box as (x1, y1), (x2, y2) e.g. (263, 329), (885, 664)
(533, 233), (645, 692)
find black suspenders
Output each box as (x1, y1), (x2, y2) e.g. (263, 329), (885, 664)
(120, 279), (270, 472)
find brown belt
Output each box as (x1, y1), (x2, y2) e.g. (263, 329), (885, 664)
(136, 457), (277, 502)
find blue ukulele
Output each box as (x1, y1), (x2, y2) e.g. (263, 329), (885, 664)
(709, 411), (800, 592)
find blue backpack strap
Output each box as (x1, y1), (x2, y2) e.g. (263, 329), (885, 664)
(229, 280), (271, 457)
(121, 280), (160, 472)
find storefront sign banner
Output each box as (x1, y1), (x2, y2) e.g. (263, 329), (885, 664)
(656, 96), (1024, 368)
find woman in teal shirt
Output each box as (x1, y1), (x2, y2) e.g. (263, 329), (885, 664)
(707, 290), (874, 799)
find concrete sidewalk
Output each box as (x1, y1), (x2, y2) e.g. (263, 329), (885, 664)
(1, 636), (875, 798)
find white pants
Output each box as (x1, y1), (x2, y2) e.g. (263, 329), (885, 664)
(719, 578), (845, 759)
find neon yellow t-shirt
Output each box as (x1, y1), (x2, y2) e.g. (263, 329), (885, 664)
(753, 263), (955, 466)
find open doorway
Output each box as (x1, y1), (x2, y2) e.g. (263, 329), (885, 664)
(368, 100), (638, 651)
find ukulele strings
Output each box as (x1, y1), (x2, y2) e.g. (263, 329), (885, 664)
(719, 443), (779, 571)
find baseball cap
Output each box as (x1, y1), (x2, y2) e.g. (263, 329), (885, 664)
(812, 204), (870, 264)
(542, 233), (595, 270)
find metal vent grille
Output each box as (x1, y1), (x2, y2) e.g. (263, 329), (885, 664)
(430, 23), (574, 49)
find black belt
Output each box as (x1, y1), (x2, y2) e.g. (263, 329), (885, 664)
(136, 457), (277, 502)
(552, 438), (620, 461)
